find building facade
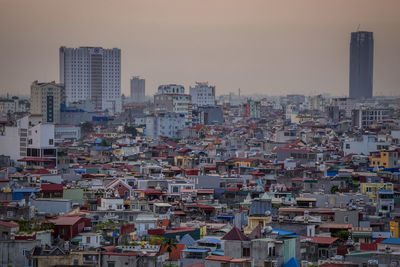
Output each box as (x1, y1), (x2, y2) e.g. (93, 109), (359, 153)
(59, 46), (121, 114)
(189, 82), (216, 107)
(154, 84), (192, 123)
(349, 31), (374, 99)
(145, 111), (186, 139)
(31, 81), (65, 124)
(130, 76), (145, 103)
(352, 106), (392, 128)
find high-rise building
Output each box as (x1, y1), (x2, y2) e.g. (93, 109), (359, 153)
(349, 31), (374, 99)
(30, 81), (65, 124)
(130, 76), (145, 103)
(189, 82), (216, 107)
(59, 46), (121, 114)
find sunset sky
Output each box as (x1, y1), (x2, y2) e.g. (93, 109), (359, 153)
(0, 0), (399, 96)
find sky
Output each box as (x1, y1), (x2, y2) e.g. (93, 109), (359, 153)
(0, 0), (399, 97)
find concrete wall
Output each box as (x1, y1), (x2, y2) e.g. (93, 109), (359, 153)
(0, 240), (40, 267)
(31, 199), (72, 215)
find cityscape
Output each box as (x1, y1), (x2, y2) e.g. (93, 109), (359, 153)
(0, 1), (400, 267)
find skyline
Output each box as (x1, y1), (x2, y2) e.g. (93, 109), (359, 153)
(1, 0), (400, 97)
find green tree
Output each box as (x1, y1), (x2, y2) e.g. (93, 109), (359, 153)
(333, 230), (350, 241)
(100, 139), (109, 147)
(162, 238), (177, 262)
(124, 124), (138, 137)
(330, 186), (340, 194)
(81, 121), (94, 136)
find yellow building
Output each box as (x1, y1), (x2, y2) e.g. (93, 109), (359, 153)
(244, 216), (272, 234)
(230, 158), (258, 168)
(390, 221), (399, 238)
(369, 150), (398, 169)
(360, 183), (394, 201)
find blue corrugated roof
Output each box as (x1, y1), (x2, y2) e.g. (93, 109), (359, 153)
(182, 248), (209, 253)
(13, 188), (40, 193)
(284, 257), (300, 267)
(196, 238), (221, 244)
(381, 238), (400, 245)
(272, 229), (296, 236)
(179, 234), (196, 246)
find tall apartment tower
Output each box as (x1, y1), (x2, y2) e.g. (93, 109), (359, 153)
(349, 31), (374, 99)
(130, 76), (145, 103)
(30, 81), (65, 124)
(59, 46), (121, 114)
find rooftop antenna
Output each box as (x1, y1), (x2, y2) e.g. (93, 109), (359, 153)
(356, 24), (361, 32)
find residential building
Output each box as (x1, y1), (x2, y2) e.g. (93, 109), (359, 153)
(369, 150), (399, 169)
(244, 99), (261, 119)
(130, 76), (145, 103)
(30, 81), (65, 124)
(154, 84), (192, 123)
(352, 106), (392, 128)
(190, 82), (216, 107)
(59, 46), (121, 114)
(145, 111), (186, 139)
(343, 135), (390, 156)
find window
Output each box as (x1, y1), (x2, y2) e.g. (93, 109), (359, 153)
(344, 216), (349, 223)
(49, 139), (53, 145)
(242, 247), (250, 257)
(107, 262), (115, 267)
(86, 236), (91, 243)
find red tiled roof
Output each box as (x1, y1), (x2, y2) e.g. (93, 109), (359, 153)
(302, 236), (339, 245)
(222, 226), (249, 241)
(319, 223), (352, 229)
(0, 221), (19, 228)
(272, 148), (311, 153)
(48, 216), (83, 226)
(206, 255), (232, 262)
(17, 157), (53, 162)
(41, 184), (63, 193)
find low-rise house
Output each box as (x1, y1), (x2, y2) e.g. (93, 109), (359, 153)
(301, 236), (340, 263)
(48, 216), (91, 241)
(0, 220), (19, 240)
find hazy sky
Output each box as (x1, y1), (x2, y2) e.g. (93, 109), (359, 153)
(0, 0), (399, 96)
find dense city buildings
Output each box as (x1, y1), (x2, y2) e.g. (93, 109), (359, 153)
(1, 27), (400, 267)
(349, 31), (374, 99)
(60, 46), (122, 114)
(130, 76), (145, 103)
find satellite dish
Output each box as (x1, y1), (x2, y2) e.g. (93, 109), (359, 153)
(263, 226), (273, 234)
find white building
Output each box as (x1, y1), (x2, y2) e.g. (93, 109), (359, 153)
(98, 198), (124, 211)
(0, 115), (45, 163)
(130, 76), (145, 103)
(0, 99), (16, 114)
(330, 98), (357, 118)
(343, 135), (391, 156)
(60, 46), (121, 114)
(154, 84), (192, 123)
(189, 82), (216, 107)
(55, 124), (81, 140)
(145, 112), (186, 139)
(31, 81), (65, 124)
(157, 84), (184, 94)
(80, 232), (102, 248)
